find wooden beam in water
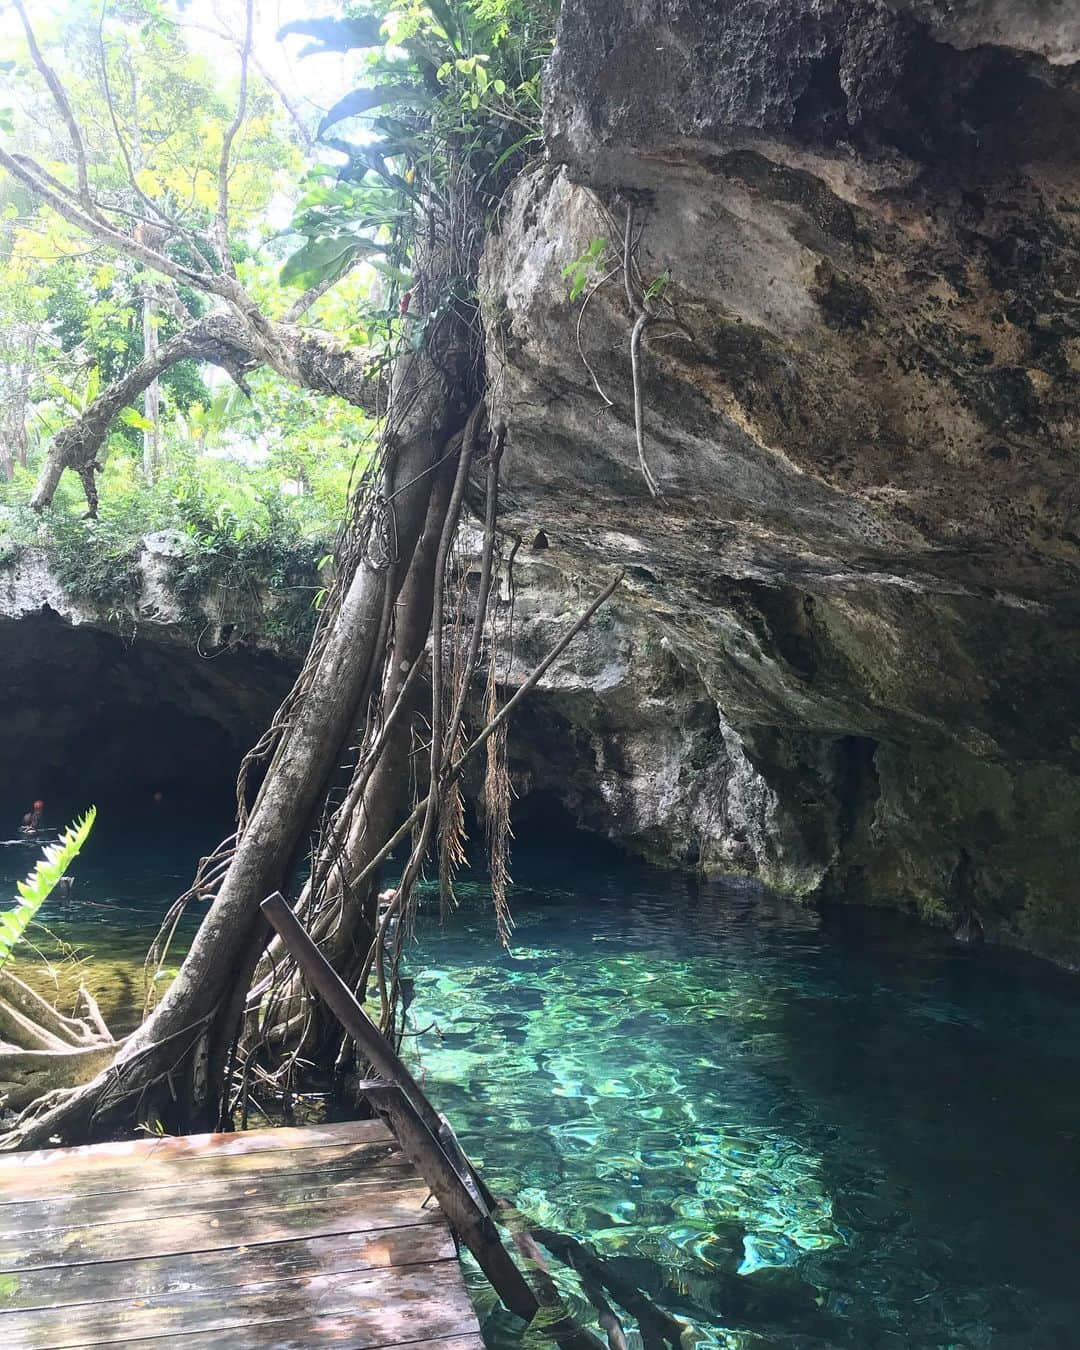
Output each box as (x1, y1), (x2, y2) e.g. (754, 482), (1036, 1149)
(260, 892), (607, 1350)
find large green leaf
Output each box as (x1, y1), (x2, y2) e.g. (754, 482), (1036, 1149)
(277, 16), (384, 58)
(318, 84), (429, 138)
(279, 235), (381, 290)
(0, 807), (97, 972)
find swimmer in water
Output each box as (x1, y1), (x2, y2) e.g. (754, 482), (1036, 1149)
(20, 799), (45, 835)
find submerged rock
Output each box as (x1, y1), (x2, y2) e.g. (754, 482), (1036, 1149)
(480, 0), (1080, 960)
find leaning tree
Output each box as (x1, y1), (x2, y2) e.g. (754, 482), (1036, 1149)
(0, 0), (620, 1148)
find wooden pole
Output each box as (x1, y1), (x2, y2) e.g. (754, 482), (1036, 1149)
(363, 1082), (541, 1324)
(260, 892), (439, 1132)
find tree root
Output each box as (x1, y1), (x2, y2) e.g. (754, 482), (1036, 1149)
(0, 970), (118, 1116)
(0, 1043), (119, 1113)
(623, 204), (661, 498)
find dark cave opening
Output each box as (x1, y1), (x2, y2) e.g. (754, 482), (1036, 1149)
(0, 610), (297, 828)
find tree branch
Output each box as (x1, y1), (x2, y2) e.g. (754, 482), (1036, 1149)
(12, 0), (102, 225)
(30, 315), (382, 514)
(215, 0), (255, 274)
(30, 314), (259, 514)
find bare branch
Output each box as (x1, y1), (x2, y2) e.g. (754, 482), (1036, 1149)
(165, 15), (314, 149)
(253, 53), (313, 151)
(12, 0), (102, 224)
(216, 0), (255, 273)
(623, 204), (660, 497)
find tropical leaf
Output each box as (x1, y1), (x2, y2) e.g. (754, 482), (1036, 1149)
(277, 16), (384, 58)
(279, 235), (381, 289)
(369, 260), (414, 287)
(119, 407), (155, 432)
(0, 807), (96, 972)
(318, 84), (430, 138)
(426, 0), (461, 50)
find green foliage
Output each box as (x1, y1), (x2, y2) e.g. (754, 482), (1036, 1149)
(0, 438), (350, 649)
(562, 237), (610, 302)
(0, 808), (96, 972)
(280, 0), (560, 342)
(47, 508), (145, 613)
(277, 15), (385, 58)
(644, 268), (672, 303)
(279, 234), (382, 290)
(166, 475), (329, 650)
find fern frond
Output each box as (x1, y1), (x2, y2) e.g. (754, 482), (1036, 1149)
(0, 807), (97, 971)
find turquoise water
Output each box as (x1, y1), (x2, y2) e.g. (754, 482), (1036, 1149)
(407, 849), (1080, 1349)
(3, 821), (1080, 1346)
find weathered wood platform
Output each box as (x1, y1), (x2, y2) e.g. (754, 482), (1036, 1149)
(0, 1118), (484, 1349)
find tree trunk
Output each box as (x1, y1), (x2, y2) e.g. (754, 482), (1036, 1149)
(7, 301), (472, 1145)
(254, 451), (460, 1055)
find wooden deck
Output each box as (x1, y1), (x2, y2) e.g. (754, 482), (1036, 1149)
(0, 1118), (485, 1349)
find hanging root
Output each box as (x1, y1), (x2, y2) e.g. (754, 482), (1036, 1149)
(623, 203), (661, 497)
(484, 612), (515, 947)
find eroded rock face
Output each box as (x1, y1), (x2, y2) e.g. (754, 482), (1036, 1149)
(482, 0), (1080, 959)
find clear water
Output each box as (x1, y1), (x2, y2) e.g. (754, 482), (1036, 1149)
(0, 816), (206, 1032)
(4, 821), (1080, 1347)
(407, 848), (1080, 1350)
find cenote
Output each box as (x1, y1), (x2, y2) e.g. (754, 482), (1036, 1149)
(5, 2), (1080, 1345)
(6, 818), (1079, 1348)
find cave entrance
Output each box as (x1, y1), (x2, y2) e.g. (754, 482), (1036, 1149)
(0, 609), (297, 827)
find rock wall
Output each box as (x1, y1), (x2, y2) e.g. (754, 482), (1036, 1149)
(481, 0), (1080, 960)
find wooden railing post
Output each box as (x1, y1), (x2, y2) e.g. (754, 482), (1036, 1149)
(260, 892), (439, 1130)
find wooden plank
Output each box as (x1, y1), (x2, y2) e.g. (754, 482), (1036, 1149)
(0, 1120), (393, 1191)
(389, 1340), (484, 1350)
(0, 1134), (403, 1206)
(1, 1256), (477, 1348)
(1, 1180), (441, 1272)
(0, 1120), (485, 1350)
(0, 1223), (453, 1314)
(383, 1340), (484, 1350)
(92, 1332), (486, 1350)
(3, 1162), (418, 1238)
